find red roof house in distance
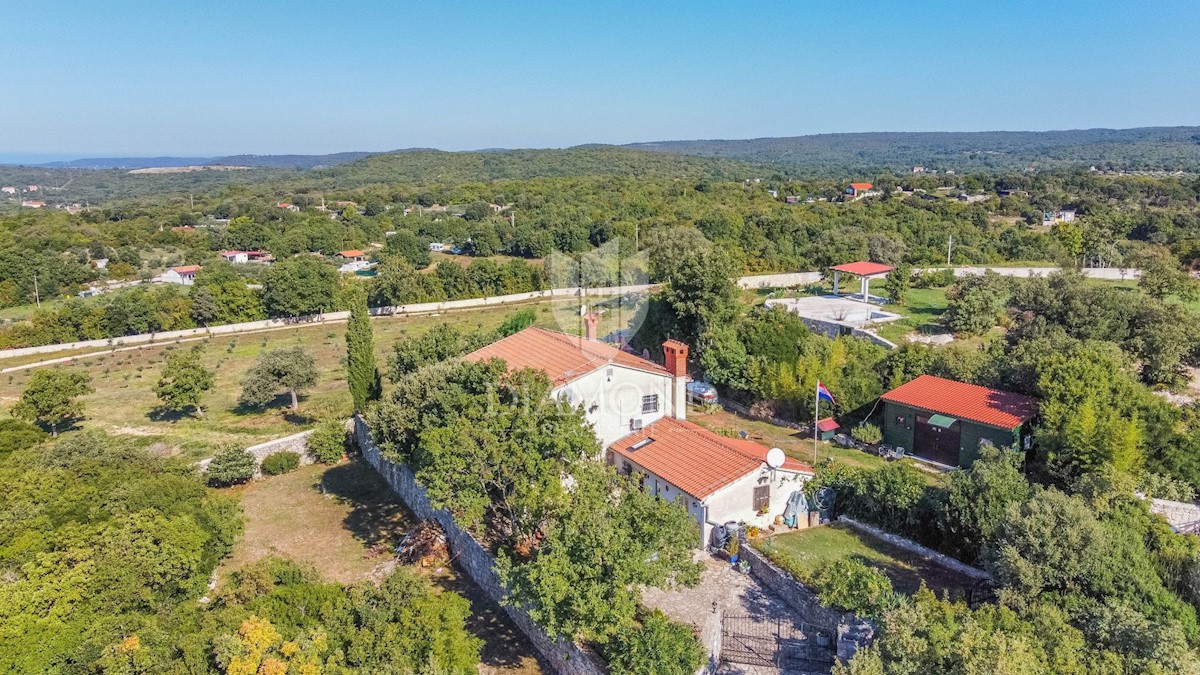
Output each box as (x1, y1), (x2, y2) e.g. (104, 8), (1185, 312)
(337, 250), (365, 261)
(162, 265), (201, 286)
(463, 323), (815, 546)
(880, 375), (1038, 467)
(846, 182), (874, 198)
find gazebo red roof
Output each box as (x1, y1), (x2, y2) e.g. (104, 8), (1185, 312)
(830, 261), (895, 276)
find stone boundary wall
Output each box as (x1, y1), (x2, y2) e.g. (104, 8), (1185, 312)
(0, 284), (652, 361)
(737, 272), (822, 289)
(740, 543), (874, 663)
(196, 429), (316, 474)
(838, 516), (991, 581)
(351, 417), (607, 675)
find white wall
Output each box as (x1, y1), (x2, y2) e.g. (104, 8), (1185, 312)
(705, 467), (809, 540)
(557, 364), (674, 449)
(609, 449), (810, 547)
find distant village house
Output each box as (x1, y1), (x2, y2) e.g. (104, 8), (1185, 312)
(162, 265), (201, 285)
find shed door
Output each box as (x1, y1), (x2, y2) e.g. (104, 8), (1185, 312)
(914, 414), (961, 466)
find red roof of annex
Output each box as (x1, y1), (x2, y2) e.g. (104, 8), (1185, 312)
(609, 417), (813, 498)
(463, 326), (669, 386)
(830, 261), (895, 276)
(881, 375), (1038, 429)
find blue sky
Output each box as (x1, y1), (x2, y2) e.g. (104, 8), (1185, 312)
(2, 0), (1197, 158)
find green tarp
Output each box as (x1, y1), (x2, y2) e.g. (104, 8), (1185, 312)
(928, 414), (958, 429)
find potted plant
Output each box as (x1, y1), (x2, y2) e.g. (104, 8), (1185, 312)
(724, 535), (740, 564)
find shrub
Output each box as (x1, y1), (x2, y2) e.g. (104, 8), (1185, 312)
(260, 450), (301, 476)
(207, 446), (256, 487)
(306, 418), (347, 464)
(813, 558), (900, 619)
(0, 418), (47, 455)
(607, 609), (706, 675)
(850, 422), (882, 445)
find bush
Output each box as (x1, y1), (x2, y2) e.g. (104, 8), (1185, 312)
(306, 418), (347, 464)
(207, 446), (256, 487)
(0, 418), (47, 455)
(607, 609), (706, 675)
(813, 558), (900, 619)
(850, 422), (882, 445)
(260, 450), (301, 476)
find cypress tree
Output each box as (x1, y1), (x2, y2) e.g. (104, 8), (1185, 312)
(346, 286), (382, 411)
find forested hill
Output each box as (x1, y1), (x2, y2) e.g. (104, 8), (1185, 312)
(34, 151), (377, 170)
(626, 127), (1200, 174)
(317, 146), (773, 185)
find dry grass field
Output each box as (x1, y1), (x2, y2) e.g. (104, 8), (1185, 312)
(0, 300), (565, 459)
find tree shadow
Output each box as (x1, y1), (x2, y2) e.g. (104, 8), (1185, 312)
(319, 459), (414, 549)
(230, 392), (306, 417)
(146, 407), (195, 423)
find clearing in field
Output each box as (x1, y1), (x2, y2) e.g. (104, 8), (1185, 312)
(223, 459), (546, 674)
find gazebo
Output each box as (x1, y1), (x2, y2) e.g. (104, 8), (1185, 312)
(830, 261), (894, 302)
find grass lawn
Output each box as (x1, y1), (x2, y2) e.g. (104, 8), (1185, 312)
(688, 405), (945, 486)
(221, 459), (546, 674)
(219, 460), (413, 584)
(0, 299), (567, 459)
(755, 522), (976, 599)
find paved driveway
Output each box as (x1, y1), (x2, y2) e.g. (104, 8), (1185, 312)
(643, 554), (832, 674)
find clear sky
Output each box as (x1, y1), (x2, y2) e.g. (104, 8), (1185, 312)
(2, 0), (1197, 158)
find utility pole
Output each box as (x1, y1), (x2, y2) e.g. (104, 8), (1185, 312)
(33, 274), (40, 308)
(947, 235), (953, 266)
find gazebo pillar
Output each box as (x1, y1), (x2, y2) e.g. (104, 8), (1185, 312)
(833, 270), (840, 295)
(861, 275), (869, 301)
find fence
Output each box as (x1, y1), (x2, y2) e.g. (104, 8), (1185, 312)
(0, 284), (653, 362)
(738, 543), (874, 663)
(351, 417), (607, 675)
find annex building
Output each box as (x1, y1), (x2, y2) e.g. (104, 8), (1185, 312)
(880, 375), (1038, 467)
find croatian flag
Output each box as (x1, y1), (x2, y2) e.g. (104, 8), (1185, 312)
(817, 381), (836, 405)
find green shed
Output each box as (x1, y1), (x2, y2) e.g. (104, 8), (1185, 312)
(880, 375), (1038, 467)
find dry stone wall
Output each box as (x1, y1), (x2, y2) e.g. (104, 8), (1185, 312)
(352, 417), (606, 675)
(740, 542), (875, 664)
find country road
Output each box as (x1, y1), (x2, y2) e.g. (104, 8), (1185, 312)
(1, 266), (1141, 372)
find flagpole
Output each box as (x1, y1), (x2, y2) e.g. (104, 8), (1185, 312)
(814, 382), (819, 466)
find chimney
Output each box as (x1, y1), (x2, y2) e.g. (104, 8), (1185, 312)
(584, 313), (600, 341)
(663, 340), (689, 420)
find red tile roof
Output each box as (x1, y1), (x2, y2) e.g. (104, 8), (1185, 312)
(463, 326), (670, 386)
(816, 417), (840, 433)
(849, 182), (874, 190)
(172, 265), (201, 274)
(338, 250), (365, 258)
(610, 417), (813, 499)
(881, 375), (1038, 429)
(830, 261), (895, 276)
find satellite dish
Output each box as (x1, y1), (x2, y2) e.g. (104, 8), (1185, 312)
(766, 448), (786, 469)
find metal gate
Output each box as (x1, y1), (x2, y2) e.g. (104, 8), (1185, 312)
(721, 615), (836, 671)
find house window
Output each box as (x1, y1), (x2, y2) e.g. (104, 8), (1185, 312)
(752, 485), (770, 512)
(642, 394), (659, 414)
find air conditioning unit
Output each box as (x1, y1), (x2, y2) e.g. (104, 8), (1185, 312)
(630, 418), (644, 431)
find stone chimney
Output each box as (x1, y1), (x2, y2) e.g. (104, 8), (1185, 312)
(584, 313), (600, 341)
(663, 340), (689, 420)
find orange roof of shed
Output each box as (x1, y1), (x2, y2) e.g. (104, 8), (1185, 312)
(850, 182), (874, 190)
(881, 375), (1038, 429)
(463, 326), (668, 386)
(830, 261), (895, 276)
(609, 417), (813, 499)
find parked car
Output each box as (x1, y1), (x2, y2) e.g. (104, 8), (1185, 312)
(686, 381), (718, 404)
